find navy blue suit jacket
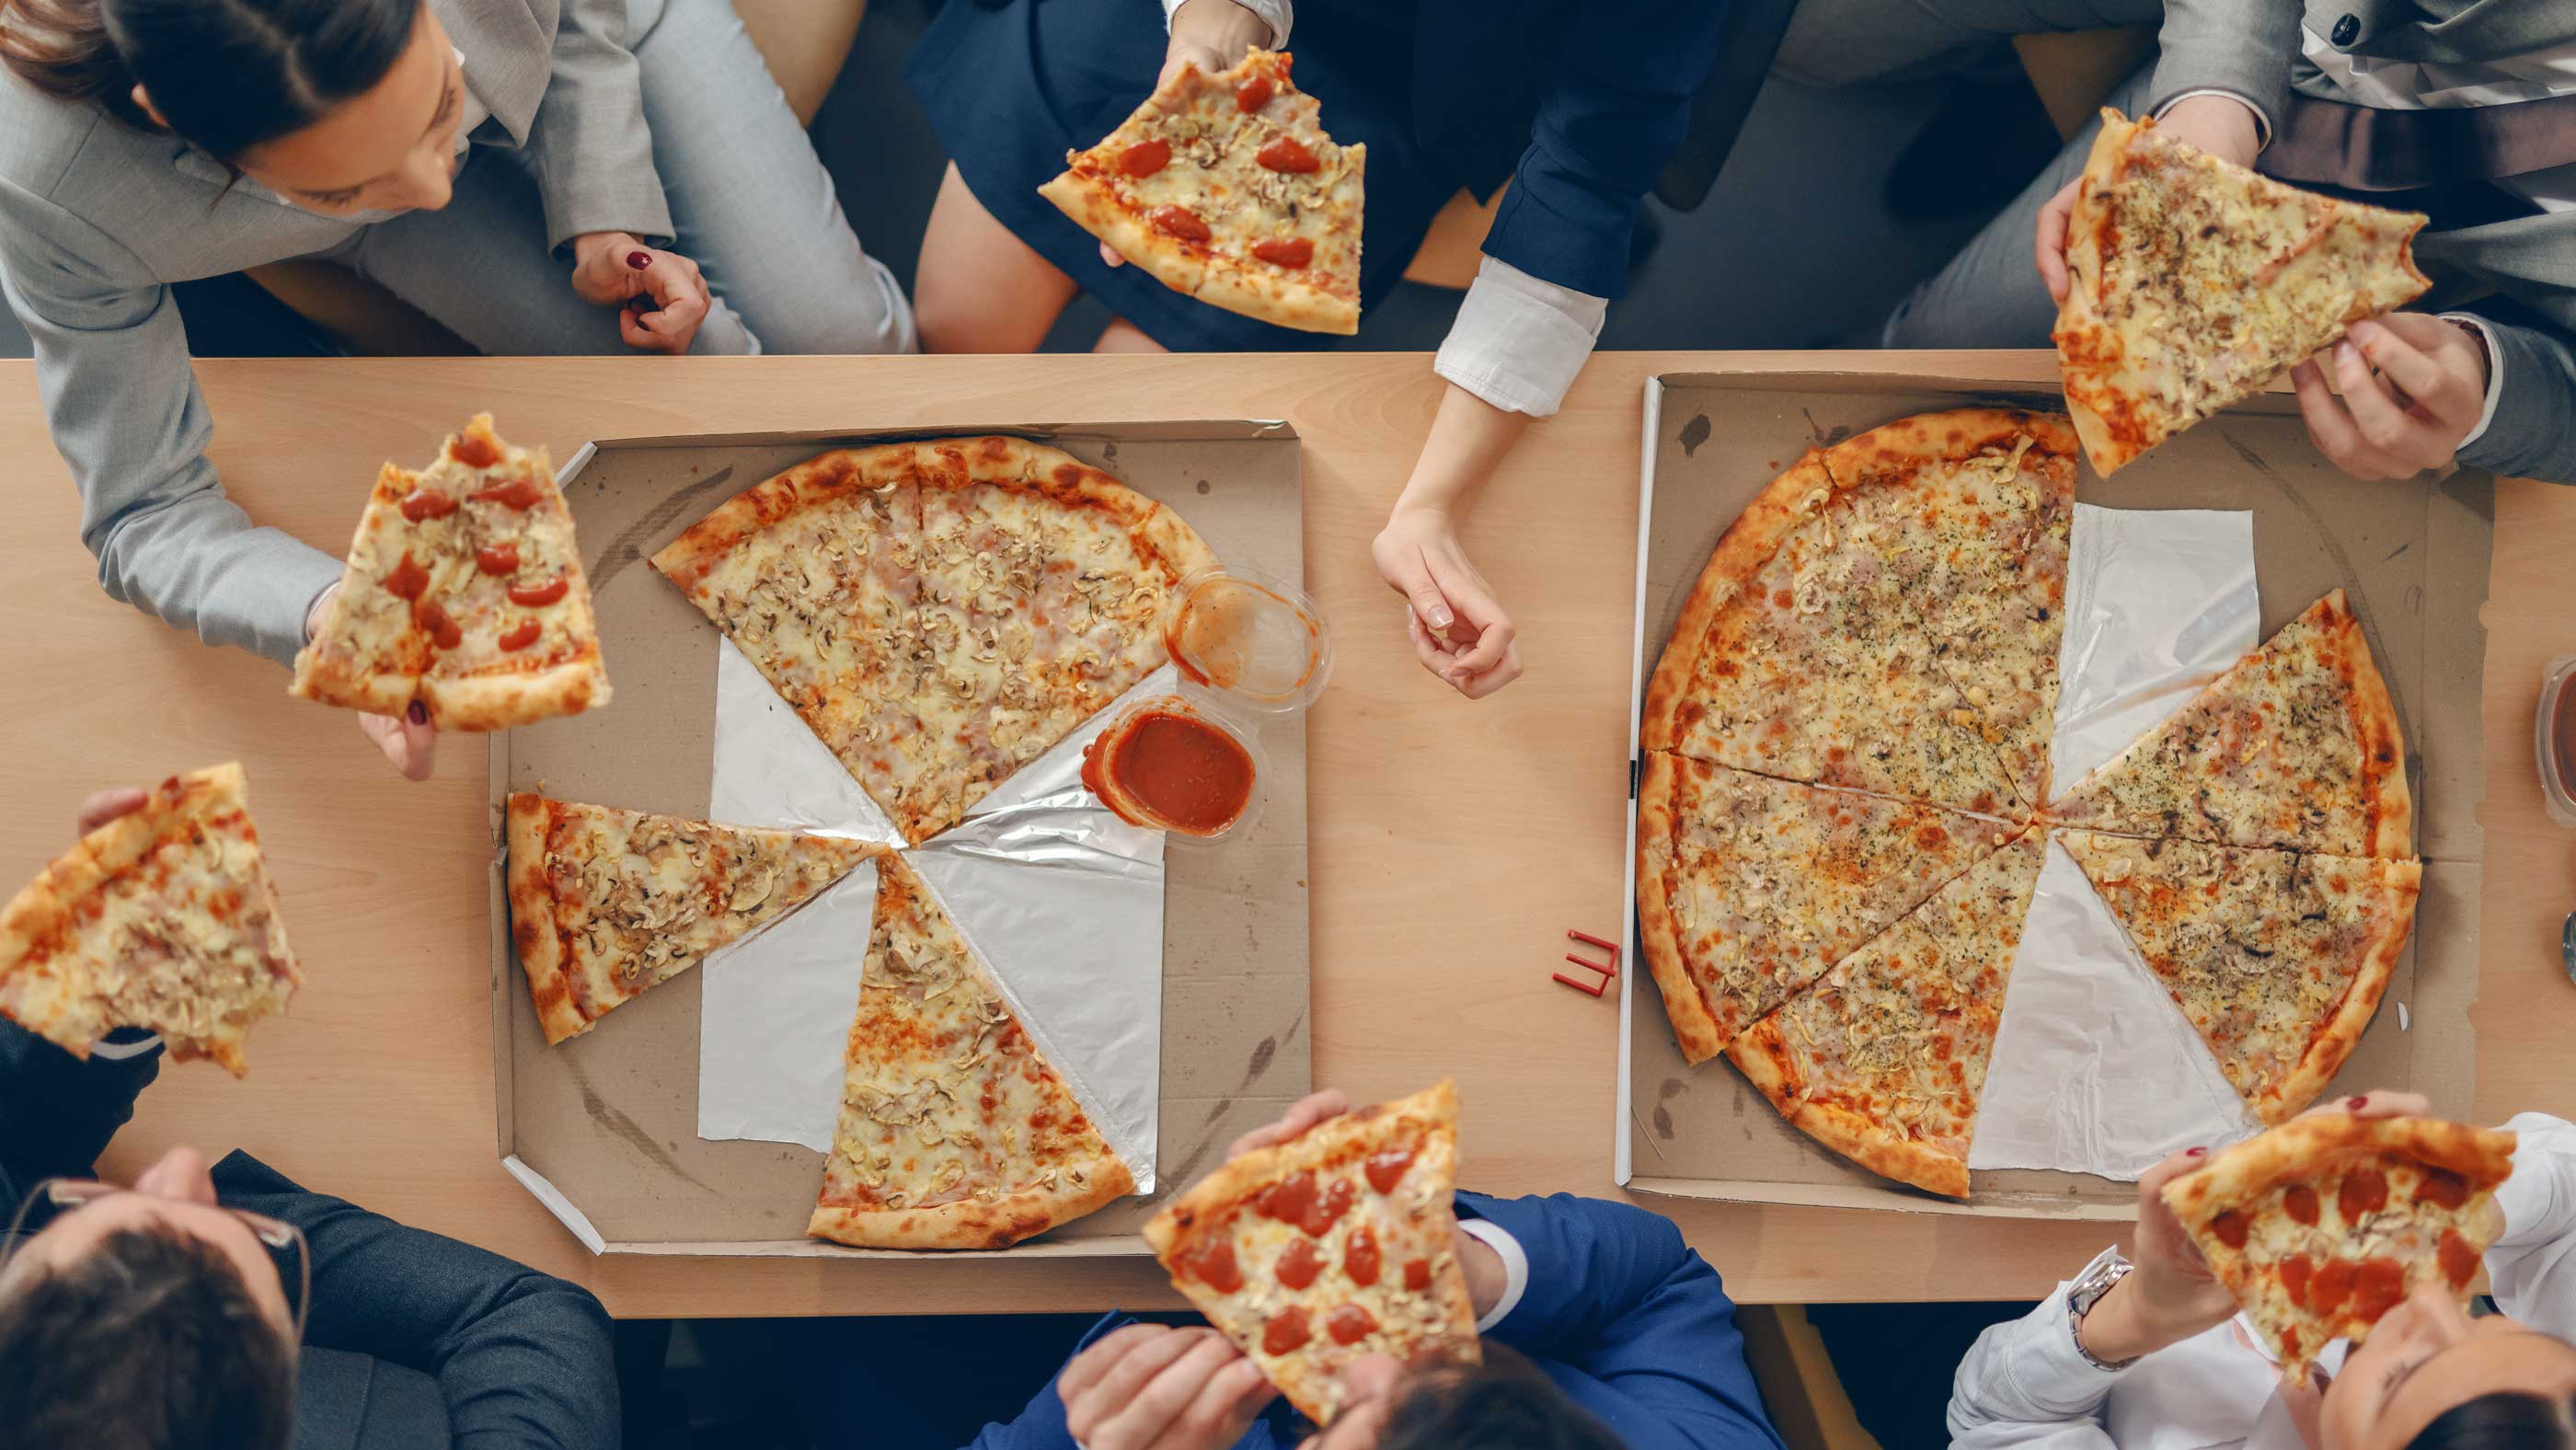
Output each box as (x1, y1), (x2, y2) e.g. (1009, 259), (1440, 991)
(959, 1191), (1784, 1450)
(0, 1023), (618, 1450)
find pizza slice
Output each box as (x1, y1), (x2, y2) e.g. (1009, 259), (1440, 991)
(504, 794), (881, 1045)
(1730, 829), (2043, 1198)
(293, 415), (610, 729)
(1636, 753), (2022, 1063)
(1041, 48), (1364, 335)
(2060, 831), (2421, 1124)
(2056, 109), (2431, 476)
(2163, 1113), (2514, 1381)
(1146, 1080), (1479, 1424)
(1640, 453), (2025, 817)
(0, 764), (300, 1076)
(1822, 410), (2078, 808)
(810, 855), (1133, 1249)
(2051, 591), (2412, 858)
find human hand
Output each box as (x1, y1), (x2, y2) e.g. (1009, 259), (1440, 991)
(2076, 1145), (2244, 1363)
(1164, 0), (1268, 87)
(75, 787), (148, 836)
(1294, 1355), (1404, 1450)
(1059, 1324), (1277, 1450)
(1372, 506), (1520, 699)
(2288, 314), (2490, 479)
(2038, 93), (2263, 305)
(307, 584), (436, 781)
(569, 231), (710, 354)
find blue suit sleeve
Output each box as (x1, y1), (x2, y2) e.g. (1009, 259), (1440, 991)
(1478, 3), (1731, 300)
(0, 1021), (159, 1209)
(1459, 1193), (1784, 1450)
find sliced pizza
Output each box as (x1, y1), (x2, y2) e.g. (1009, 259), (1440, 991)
(1146, 1080), (1479, 1424)
(504, 794), (880, 1045)
(1639, 452), (2026, 817)
(293, 414), (611, 729)
(1730, 828), (2043, 1198)
(2163, 1113), (2514, 1381)
(2051, 591), (2412, 858)
(0, 764), (300, 1075)
(809, 854), (1133, 1249)
(1041, 48), (1364, 334)
(2056, 109), (2431, 476)
(1821, 409), (2078, 808)
(1636, 752), (2021, 1064)
(2060, 831), (2421, 1123)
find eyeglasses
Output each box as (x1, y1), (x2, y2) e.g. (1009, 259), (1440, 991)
(2, 1179), (310, 1341)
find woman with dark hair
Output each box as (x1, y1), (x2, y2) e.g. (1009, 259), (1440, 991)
(0, 0), (913, 778)
(1949, 1091), (2576, 1450)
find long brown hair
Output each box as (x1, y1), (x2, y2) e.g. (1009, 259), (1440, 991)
(0, 0), (418, 158)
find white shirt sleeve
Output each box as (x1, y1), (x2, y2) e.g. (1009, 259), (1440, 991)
(1432, 258), (1609, 419)
(1947, 1248), (2127, 1450)
(87, 1032), (163, 1061)
(1455, 1217), (1530, 1333)
(1160, 0), (1292, 48)
(2437, 313), (2508, 453)
(2486, 1113), (2576, 1341)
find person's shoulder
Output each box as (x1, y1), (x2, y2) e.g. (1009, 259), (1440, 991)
(0, 70), (116, 201)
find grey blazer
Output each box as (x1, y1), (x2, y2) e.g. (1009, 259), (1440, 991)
(2155, 0), (2576, 482)
(0, 0), (673, 667)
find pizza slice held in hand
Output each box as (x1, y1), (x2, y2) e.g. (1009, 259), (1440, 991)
(1041, 48), (1364, 334)
(0, 764), (300, 1076)
(293, 414), (610, 730)
(504, 794), (881, 1045)
(1147, 1080), (1479, 1425)
(2055, 109), (2430, 476)
(2164, 1113), (2514, 1382)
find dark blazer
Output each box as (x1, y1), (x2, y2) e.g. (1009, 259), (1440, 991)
(958, 1191), (1787, 1450)
(0, 1023), (618, 1450)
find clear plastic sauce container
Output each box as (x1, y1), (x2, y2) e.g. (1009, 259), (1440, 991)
(2537, 653), (2576, 828)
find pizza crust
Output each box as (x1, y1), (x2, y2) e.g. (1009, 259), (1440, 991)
(1038, 168), (1213, 300)
(1723, 1017), (1804, 1115)
(2163, 1114), (2516, 1226)
(2317, 591), (2415, 860)
(1633, 753), (1728, 1064)
(431, 660), (611, 734)
(1190, 255), (1360, 336)
(502, 793), (592, 1046)
(2254, 857), (2422, 1123)
(1818, 407), (2080, 484)
(1788, 1097), (1971, 1200)
(806, 1149), (1136, 1251)
(1149, 1082), (1463, 1257)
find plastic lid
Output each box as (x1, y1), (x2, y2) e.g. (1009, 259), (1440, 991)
(1163, 565), (1332, 715)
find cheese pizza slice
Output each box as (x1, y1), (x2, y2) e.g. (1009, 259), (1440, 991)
(1041, 48), (1364, 334)
(809, 855), (1133, 1249)
(1729, 828), (2043, 1198)
(2060, 831), (2421, 1124)
(1146, 1081), (1480, 1425)
(0, 764), (300, 1076)
(1636, 753), (2021, 1064)
(2055, 109), (2430, 476)
(2051, 591), (2412, 858)
(2163, 1114), (2514, 1382)
(504, 794), (881, 1045)
(1640, 453), (2025, 817)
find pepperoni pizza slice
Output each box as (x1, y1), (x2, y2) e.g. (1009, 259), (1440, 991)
(293, 415), (610, 729)
(1041, 49), (1364, 335)
(2163, 1114), (2514, 1382)
(1146, 1080), (1479, 1425)
(0, 764), (300, 1076)
(502, 794), (882, 1045)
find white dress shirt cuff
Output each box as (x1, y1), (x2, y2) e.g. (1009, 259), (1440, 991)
(1432, 258), (1608, 419)
(2154, 88), (2275, 150)
(1456, 1217), (1530, 1334)
(1160, 0), (1292, 49)
(89, 1032), (164, 1061)
(2438, 313), (2507, 453)
(2018, 1249), (2138, 1401)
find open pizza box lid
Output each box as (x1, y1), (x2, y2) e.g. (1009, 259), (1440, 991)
(1616, 371), (2493, 1222)
(486, 420), (1313, 1258)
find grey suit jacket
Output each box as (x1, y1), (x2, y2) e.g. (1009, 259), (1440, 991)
(0, 0), (673, 668)
(2152, 0), (2576, 482)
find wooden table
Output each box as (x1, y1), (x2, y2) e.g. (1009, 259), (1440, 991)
(3, 352), (2569, 1317)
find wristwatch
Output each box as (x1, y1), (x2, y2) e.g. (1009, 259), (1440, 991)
(2066, 1249), (2140, 1372)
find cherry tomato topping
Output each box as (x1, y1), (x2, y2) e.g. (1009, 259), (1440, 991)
(473, 475), (545, 510)
(1343, 1227), (1382, 1286)
(2280, 1254), (2314, 1305)
(1260, 1306), (1310, 1355)
(499, 619), (542, 652)
(1402, 1258), (1431, 1292)
(1363, 1147), (1416, 1195)
(449, 432), (500, 468)
(476, 542), (521, 575)
(399, 487), (459, 523)
(1275, 1237), (1323, 1290)
(1255, 135), (1319, 173)
(2414, 1168), (2468, 1211)
(2308, 1258), (2356, 1313)
(1258, 1171), (1318, 1226)
(2439, 1228), (2479, 1289)
(1120, 140), (1172, 178)
(2351, 1258), (2407, 1321)
(508, 576), (569, 607)
(1298, 1178), (1355, 1237)
(384, 553), (431, 601)
(1148, 205), (1212, 243)
(1325, 1305), (1377, 1346)
(1235, 75), (1274, 112)
(1252, 236), (1315, 270)
(416, 600), (463, 650)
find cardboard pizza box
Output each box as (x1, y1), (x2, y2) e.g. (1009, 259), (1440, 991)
(1618, 372), (2491, 1221)
(487, 420), (1312, 1258)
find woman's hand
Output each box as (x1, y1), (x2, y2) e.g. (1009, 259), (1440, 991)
(308, 584), (436, 781)
(569, 230), (710, 354)
(2037, 94), (2263, 305)
(2079, 1145), (2245, 1363)
(1094, 0), (1271, 271)
(1059, 1325), (1277, 1450)
(75, 787), (149, 836)
(2288, 315), (2490, 479)
(1373, 506), (1521, 700)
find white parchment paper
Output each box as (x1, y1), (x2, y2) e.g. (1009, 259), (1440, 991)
(1967, 505), (2267, 1179)
(693, 638), (1166, 1192)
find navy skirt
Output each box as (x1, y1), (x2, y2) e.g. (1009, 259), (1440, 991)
(907, 0), (1457, 350)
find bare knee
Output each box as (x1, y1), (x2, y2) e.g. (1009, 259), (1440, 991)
(915, 163), (1075, 353)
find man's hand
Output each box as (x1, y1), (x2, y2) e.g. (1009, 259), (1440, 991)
(1295, 1355), (1404, 1450)
(569, 231), (710, 354)
(1060, 1325), (1276, 1450)
(307, 584), (436, 781)
(1372, 507), (1521, 700)
(2289, 314), (2490, 479)
(2038, 94), (2263, 305)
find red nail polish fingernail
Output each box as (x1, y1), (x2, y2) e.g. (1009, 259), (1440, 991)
(407, 701), (429, 725)
(2348, 1096), (2369, 1110)
(627, 250), (651, 270)
(2186, 1146), (2205, 1157)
